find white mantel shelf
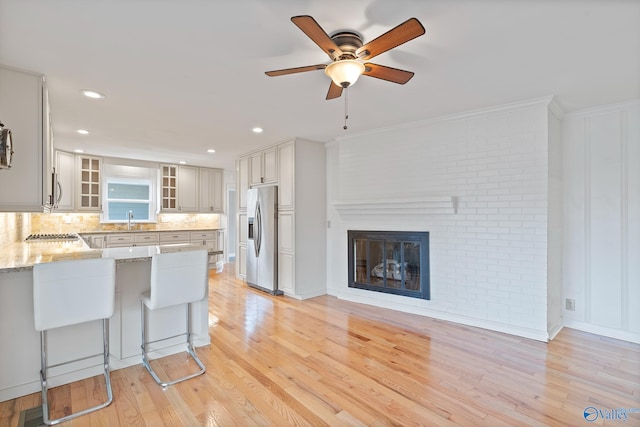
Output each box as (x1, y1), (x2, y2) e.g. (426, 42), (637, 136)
(331, 196), (456, 216)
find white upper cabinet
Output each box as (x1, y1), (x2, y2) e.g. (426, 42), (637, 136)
(160, 164), (198, 212)
(77, 155), (102, 211)
(51, 152), (101, 213)
(249, 147), (277, 186)
(178, 165), (198, 212)
(277, 141), (295, 210)
(0, 66), (53, 212)
(237, 156), (249, 210)
(54, 150), (75, 211)
(199, 167), (224, 213)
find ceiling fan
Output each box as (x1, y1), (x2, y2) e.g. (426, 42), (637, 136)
(265, 15), (426, 100)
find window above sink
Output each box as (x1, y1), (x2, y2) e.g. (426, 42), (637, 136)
(102, 178), (157, 224)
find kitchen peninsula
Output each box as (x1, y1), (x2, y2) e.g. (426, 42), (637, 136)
(0, 236), (218, 402)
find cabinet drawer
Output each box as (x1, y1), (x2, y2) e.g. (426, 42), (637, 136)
(159, 232), (190, 243)
(106, 234), (134, 245)
(134, 233), (159, 244)
(190, 231), (215, 240)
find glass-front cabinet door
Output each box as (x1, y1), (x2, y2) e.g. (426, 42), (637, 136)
(78, 155), (101, 211)
(161, 165), (178, 211)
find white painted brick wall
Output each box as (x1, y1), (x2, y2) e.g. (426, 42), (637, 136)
(327, 99), (552, 340)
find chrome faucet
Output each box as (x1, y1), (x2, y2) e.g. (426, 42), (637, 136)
(127, 210), (134, 231)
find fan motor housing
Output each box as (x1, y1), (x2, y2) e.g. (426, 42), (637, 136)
(330, 31), (363, 59)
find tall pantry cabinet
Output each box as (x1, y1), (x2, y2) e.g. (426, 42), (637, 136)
(236, 138), (326, 299)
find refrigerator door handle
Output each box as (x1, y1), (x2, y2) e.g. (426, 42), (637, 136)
(255, 203), (262, 257)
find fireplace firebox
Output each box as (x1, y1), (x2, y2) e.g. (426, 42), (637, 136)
(347, 230), (430, 300)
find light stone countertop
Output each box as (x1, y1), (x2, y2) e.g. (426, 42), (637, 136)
(0, 240), (221, 273)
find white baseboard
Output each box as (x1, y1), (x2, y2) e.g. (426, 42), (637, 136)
(336, 291), (550, 342)
(283, 288), (327, 300)
(548, 323), (564, 341)
(563, 320), (640, 344)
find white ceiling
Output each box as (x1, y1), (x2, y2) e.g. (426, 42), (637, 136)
(1, 0), (639, 170)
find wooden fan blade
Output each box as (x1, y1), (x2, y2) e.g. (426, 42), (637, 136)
(265, 64), (326, 77)
(291, 15), (343, 59)
(326, 82), (343, 100)
(363, 63), (415, 84)
(356, 18), (425, 60)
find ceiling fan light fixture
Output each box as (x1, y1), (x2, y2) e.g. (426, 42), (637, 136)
(325, 60), (365, 88)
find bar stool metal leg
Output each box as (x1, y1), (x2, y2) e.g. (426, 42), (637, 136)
(40, 319), (113, 426)
(140, 301), (206, 388)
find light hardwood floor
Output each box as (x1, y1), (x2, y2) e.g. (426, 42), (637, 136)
(1, 265), (639, 426)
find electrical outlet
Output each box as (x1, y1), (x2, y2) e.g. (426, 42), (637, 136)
(565, 298), (575, 311)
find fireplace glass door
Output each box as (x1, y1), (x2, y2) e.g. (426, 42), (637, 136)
(349, 230), (430, 300)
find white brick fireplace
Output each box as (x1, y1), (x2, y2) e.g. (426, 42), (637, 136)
(326, 97), (640, 344)
(326, 97), (563, 342)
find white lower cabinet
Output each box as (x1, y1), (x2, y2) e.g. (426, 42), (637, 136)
(97, 233), (159, 248)
(93, 235), (106, 249)
(237, 212), (247, 279)
(278, 252), (295, 295)
(134, 233), (159, 245)
(83, 234), (105, 249)
(91, 230), (223, 250)
(216, 231), (224, 264)
(238, 245), (247, 278)
(159, 232), (190, 244)
(278, 211), (295, 294)
(106, 234), (135, 247)
(190, 231), (216, 245)
(190, 231), (220, 269)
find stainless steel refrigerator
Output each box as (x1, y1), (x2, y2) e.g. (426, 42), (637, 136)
(246, 186), (281, 295)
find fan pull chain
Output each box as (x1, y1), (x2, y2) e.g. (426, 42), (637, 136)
(343, 87), (349, 130)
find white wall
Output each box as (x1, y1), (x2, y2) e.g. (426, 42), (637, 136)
(326, 97), (560, 341)
(547, 111), (563, 338)
(562, 100), (640, 343)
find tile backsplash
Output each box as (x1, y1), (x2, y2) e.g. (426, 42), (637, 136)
(0, 213), (30, 248)
(30, 213), (222, 234)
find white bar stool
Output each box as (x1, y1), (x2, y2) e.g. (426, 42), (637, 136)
(140, 249), (208, 387)
(32, 257), (116, 426)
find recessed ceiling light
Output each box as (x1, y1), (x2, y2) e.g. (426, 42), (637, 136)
(207, 149), (216, 153)
(74, 149), (84, 153)
(76, 129), (89, 135)
(252, 127), (263, 134)
(81, 90), (105, 99)
(179, 160), (186, 165)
